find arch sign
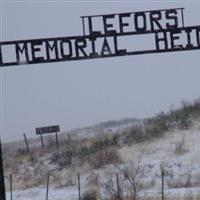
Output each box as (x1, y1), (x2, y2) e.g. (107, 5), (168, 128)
(0, 6), (200, 200)
(0, 7), (200, 67)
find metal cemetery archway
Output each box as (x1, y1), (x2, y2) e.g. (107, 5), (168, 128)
(1, 7), (200, 200)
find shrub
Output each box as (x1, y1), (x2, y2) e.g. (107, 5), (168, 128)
(17, 148), (28, 155)
(27, 154), (38, 165)
(123, 125), (145, 144)
(145, 113), (169, 139)
(78, 146), (91, 159)
(50, 151), (72, 168)
(82, 190), (98, 200)
(91, 137), (113, 152)
(89, 148), (121, 169)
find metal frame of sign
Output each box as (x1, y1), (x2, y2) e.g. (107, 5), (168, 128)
(1, 8), (200, 68)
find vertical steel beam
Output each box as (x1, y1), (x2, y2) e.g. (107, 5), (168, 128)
(0, 138), (6, 200)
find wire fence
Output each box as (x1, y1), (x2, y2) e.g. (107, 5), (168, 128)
(5, 171), (200, 200)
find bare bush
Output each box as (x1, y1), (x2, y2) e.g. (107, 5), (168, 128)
(174, 136), (188, 155)
(123, 125), (145, 144)
(101, 171), (120, 200)
(117, 150), (145, 200)
(89, 148), (121, 169)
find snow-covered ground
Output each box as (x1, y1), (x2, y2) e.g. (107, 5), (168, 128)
(6, 186), (78, 200)
(4, 119), (200, 199)
(6, 185), (200, 199)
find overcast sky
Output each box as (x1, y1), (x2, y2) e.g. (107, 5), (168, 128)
(1, 1), (200, 142)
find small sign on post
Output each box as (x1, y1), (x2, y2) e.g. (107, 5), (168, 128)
(35, 125), (60, 149)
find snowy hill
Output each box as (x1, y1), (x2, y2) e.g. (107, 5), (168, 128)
(3, 99), (200, 200)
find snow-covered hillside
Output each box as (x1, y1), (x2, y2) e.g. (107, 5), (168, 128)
(5, 120), (200, 199)
(3, 100), (200, 199)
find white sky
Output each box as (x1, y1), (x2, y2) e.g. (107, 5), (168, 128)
(1, 1), (200, 142)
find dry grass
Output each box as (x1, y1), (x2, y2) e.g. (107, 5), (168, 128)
(51, 170), (76, 188)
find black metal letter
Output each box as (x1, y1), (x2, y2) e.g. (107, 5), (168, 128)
(196, 27), (200, 47)
(31, 40), (44, 62)
(45, 40), (59, 61)
(166, 9), (178, 29)
(103, 14), (116, 35)
(185, 28), (193, 48)
(75, 37), (88, 57)
(88, 17), (101, 37)
(89, 36), (99, 57)
(170, 30), (183, 49)
(155, 31), (168, 50)
(114, 36), (127, 55)
(60, 39), (73, 59)
(15, 42), (29, 63)
(119, 13), (131, 34)
(101, 37), (112, 56)
(0, 45), (2, 65)
(134, 12), (147, 33)
(150, 11), (163, 31)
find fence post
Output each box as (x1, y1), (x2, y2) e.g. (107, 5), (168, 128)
(116, 173), (121, 200)
(160, 163), (165, 200)
(10, 173), (12, 200)
(23, 133), (30, 153)
(46, 172), (49, 200)
(78, 172), (81, 200)
(55, 132), (59, 150)
(161, 170), (164, 200)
